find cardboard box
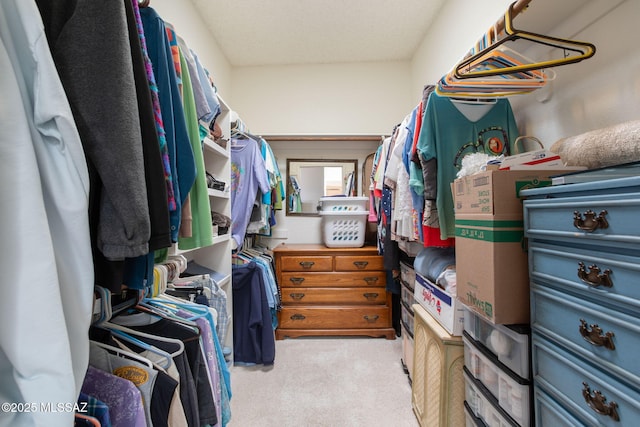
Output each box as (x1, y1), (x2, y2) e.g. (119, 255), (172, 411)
(453, 169), (568, 216)
(414, 272), (464, 336)
(455, 214), (529, 324)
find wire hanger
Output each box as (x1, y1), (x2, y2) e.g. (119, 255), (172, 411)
(454, 1), (596, 79)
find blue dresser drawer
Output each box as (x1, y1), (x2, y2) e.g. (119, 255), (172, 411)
(531, 284), (640, 386)
(532, 336), (640, 426)
(529, 242), (640, 312)
(534, 386), (587, 427)
(523, 193), (640, 250)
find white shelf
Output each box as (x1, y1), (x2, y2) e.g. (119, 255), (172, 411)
(203, 136), (229, 158)
(216, 273), (231, 288)
(212, 233), (230, 245)
(208, 188), (230, 199)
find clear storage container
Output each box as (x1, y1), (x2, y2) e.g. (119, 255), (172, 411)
(401, 301), (414, 335)
(463, 306), (531, 379)
(464, 367), (520, 427)
(401, 283), (415, 309)
(463, 334), (532, 427)
(399, 261), (416, 286)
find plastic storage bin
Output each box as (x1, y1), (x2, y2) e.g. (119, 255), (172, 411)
(319, 210), (367, 248)
(464, 401), (486, 427)
(463, 334), (532, 426)
(463, 306), (531, 379)
(399, 261), (416, 286)
(319, 196), (368, 211)
(401, 283), (415, 309)
(401, 301), (414, 335)
(464, 367), (519, 427)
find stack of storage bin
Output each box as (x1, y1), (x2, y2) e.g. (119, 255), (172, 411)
(399, 260), (416, 381)
(463, 306), (533, 427)
(318, 196), (369, 248)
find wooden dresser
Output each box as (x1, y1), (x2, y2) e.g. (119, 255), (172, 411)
(523, 176), (640, 426)
(273, 244), (395, 340)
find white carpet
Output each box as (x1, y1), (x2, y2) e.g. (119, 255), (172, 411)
(228, 337), (419, 427)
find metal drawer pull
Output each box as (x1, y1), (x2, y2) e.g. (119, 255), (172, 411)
(290, 314), (306, 320)
(573, 209), (608, 232)
(582, 382), (620, 421)
(363, 315), (379, 322)
(363, 277), (379, 285)
(289, 277), (305, 285)
(578, 262), (613, 288)
(289, 293), (305, 300)
(579, 319), (615, 350)
(299, 261), (315, 269)
(353, 261), (369, 269)
(363, 293), (379, 300)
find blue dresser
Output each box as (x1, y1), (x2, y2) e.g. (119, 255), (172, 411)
(522, 176), (640, 426)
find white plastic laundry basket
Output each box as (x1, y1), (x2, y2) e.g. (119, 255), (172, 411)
(319, 196), (368, 212)
(319, 211), (368, 248)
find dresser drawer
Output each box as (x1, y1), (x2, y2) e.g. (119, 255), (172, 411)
(335, 255), (384, 271)
(280, 271), (385, 288)
(279, 307), (390, 329)
(279, 287), (387, 305)
(532, 336), (640, 426)
(523, 193), (640, 249)
(529, 242), (640, 311)
(531, 284), (640, 385)
(534, 386), (587, 427)
(280, 255), (333, 272)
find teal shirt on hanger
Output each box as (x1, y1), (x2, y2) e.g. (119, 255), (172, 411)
(416, 94), (519, 240)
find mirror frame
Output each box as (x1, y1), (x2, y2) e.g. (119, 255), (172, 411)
(286, 158), (358, 216)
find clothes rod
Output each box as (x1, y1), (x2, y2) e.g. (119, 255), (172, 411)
(495, 0), (533, 35)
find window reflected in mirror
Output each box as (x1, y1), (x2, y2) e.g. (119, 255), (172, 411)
(286, 159), (358, 215)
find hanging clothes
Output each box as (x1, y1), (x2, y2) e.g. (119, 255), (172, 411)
(230, 136), (270, 248)
(35, 0), (152, 262)
(415, 93), (519, 240)
(81, 366), (147, 427)
(176, 44), (214, 250)
(140, 6), (197, 243)
(0, 3), (95, 427)
(232, 262), (276, 366)
(122, 0), (174, 291)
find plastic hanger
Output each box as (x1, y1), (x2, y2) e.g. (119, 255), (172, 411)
(100, 321), (185, 358)
(110, 332), (173, 370)
(150, 294), (212, 322)
(454, 1), (595, 79)
(90, 340), (154, 368)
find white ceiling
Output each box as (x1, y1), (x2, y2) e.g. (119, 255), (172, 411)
(189, 0), (446, 67)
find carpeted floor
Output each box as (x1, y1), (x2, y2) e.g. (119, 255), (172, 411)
(228, 337), (419, 426)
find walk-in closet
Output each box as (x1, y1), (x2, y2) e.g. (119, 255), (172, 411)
(2, 0), (639, 426)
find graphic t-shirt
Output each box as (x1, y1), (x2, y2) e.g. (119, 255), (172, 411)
(230, 137), (270, 247)
(416, 94), (519, 239)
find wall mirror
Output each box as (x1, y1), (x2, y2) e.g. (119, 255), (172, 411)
(286, 159), (358, 216)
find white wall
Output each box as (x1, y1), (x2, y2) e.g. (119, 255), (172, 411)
(410, 0), (640, 147)
(510, 0), (640, 146)
(150, 0), (233, 97)
(410, 1), (513, 102)
(231, 61), (413, 135)
(262, 139), (379, 246)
